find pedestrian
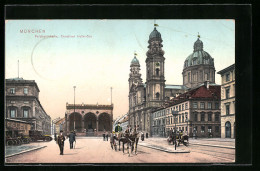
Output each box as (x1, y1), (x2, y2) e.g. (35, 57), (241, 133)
(54, 133), (57, 143)
(57, 130), (65, 155)
(106, 131), (108, 141)
(103, 129), (106, 141)
(68, 131), (76, 149)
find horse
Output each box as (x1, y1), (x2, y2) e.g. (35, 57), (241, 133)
(118, 133), (133, 156)
(128, 130), (142, 155)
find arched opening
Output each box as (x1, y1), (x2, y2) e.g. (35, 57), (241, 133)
(156, 92), (160, 99)
(156, 68), (160, 76)
(69, 113), (82, 132)
(98, 113), (111, 131)
(84, 113), (97, 131)
(225, 121), (231, 138)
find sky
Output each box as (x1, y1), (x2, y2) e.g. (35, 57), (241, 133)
(5, 19), (235, 121)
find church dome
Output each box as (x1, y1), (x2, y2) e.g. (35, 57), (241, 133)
(184, 37), (214, 68)
(149, 27), (161, 39)
(131, 56), (140, 66)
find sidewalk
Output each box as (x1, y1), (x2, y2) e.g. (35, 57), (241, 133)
(5, 145), (46, 158)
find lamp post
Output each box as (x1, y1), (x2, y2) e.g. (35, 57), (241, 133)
(73, 86), (76, 131)
(172, 110), (179, 150)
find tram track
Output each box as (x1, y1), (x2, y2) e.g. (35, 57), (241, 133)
(189, 144), (235, 162)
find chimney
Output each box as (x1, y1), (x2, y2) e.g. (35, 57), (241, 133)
(204, 80), (209, 89)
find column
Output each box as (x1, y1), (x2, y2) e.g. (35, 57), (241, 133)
(81, 120), (84, 132)
(96, 119), (99, 132)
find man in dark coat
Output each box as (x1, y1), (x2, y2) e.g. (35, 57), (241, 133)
(115, 122), (122, 133)
(68, 131), (76, 149)
(57, 130), (65, 155)
(106, 131), (108, 141)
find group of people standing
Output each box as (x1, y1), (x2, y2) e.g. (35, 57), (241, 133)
(54, 130), (76, 155)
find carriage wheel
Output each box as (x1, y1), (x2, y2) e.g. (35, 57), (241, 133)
(17, 139), (22, 146)
(7, 140), (13, 146)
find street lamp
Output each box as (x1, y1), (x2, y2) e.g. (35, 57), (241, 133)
(172, 110), (179, 150)
(73, 86), (76, 131)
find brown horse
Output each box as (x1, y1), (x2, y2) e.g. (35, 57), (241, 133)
(128, 131), (142, 155)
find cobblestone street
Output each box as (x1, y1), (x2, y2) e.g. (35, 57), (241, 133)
(5, 137), (235, 164)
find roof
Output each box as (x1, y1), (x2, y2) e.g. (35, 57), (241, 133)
(165, 84), (188, 90)
(217, 64), (235, 75)
(149, 27), (161, 39)
(130, 56), (140, 66)
(184, 38), (214, 69)
(6, 78), (40, 92)
(165, 84), (220, 107)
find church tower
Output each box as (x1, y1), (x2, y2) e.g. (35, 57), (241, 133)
(128, 53), (142, 109)
(145, 26), (165, 107)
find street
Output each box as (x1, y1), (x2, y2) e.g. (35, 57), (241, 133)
(5, 137), (235, 164)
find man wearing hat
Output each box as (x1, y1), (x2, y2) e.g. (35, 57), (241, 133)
(57, 130), (66, 155)
(68, 131), (76, 149)
(115, 122), (122, 133)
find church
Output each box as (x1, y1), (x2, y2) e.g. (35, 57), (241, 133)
(128, 25), (216, 136)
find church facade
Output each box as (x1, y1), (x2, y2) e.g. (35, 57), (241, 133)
(128, 26), (216, 136)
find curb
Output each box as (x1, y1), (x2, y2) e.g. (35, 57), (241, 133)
(5, 146), (47, 158)
(139, 143), (190, 153)
(190, 143), (235, 149)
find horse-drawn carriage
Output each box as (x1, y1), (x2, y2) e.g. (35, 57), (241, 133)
(110, 130), (143, 156)
(167, 133), (189, 146)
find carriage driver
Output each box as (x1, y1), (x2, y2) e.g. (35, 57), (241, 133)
(115, 122), (122, 133)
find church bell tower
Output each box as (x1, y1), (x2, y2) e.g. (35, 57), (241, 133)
(145, 26), (165, 107)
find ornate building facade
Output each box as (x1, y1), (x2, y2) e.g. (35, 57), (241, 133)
(153, 82), (221, 138)
(128, 27), (187, 135)
(5, 78), (51, 135)
(217, 64), (235, 138)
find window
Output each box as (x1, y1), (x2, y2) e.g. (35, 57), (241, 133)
(10, 109), (16, 118)
(24, 88), (28, 94)
(208, 126), (212, 133)
(10, 88), (15, 94)
(226, 73), (230, 82)
(215, 113), (220, 122)
(208, 113), (212, 121)
(23, 109), (29, 118)
(193, 102), (198, 109)
(182, 115), (184, 123)
(182, 127), (184, 131)
(176, 106), (178, 111)
(156, 68), (160, 76)
(193, 59), (197, 65)
(201, 126), (205, 133)
(215, 126), (219, 132)
(215, 102), (219, 109)
(179, 105), (181, 111)
(208, 102), (212, 109)
(182, 104), (184, 111)
(156, 92), (160, 99)
(201, 113), (205, 121)
(194, 113), (198, 121)
(185, 103), (188, 110)
(226, 104), (230, 115)
(226, 88), (230, 99)
(200, 102), (205, 109)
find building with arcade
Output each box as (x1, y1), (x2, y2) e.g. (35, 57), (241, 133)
(65, 103), (113, 136)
